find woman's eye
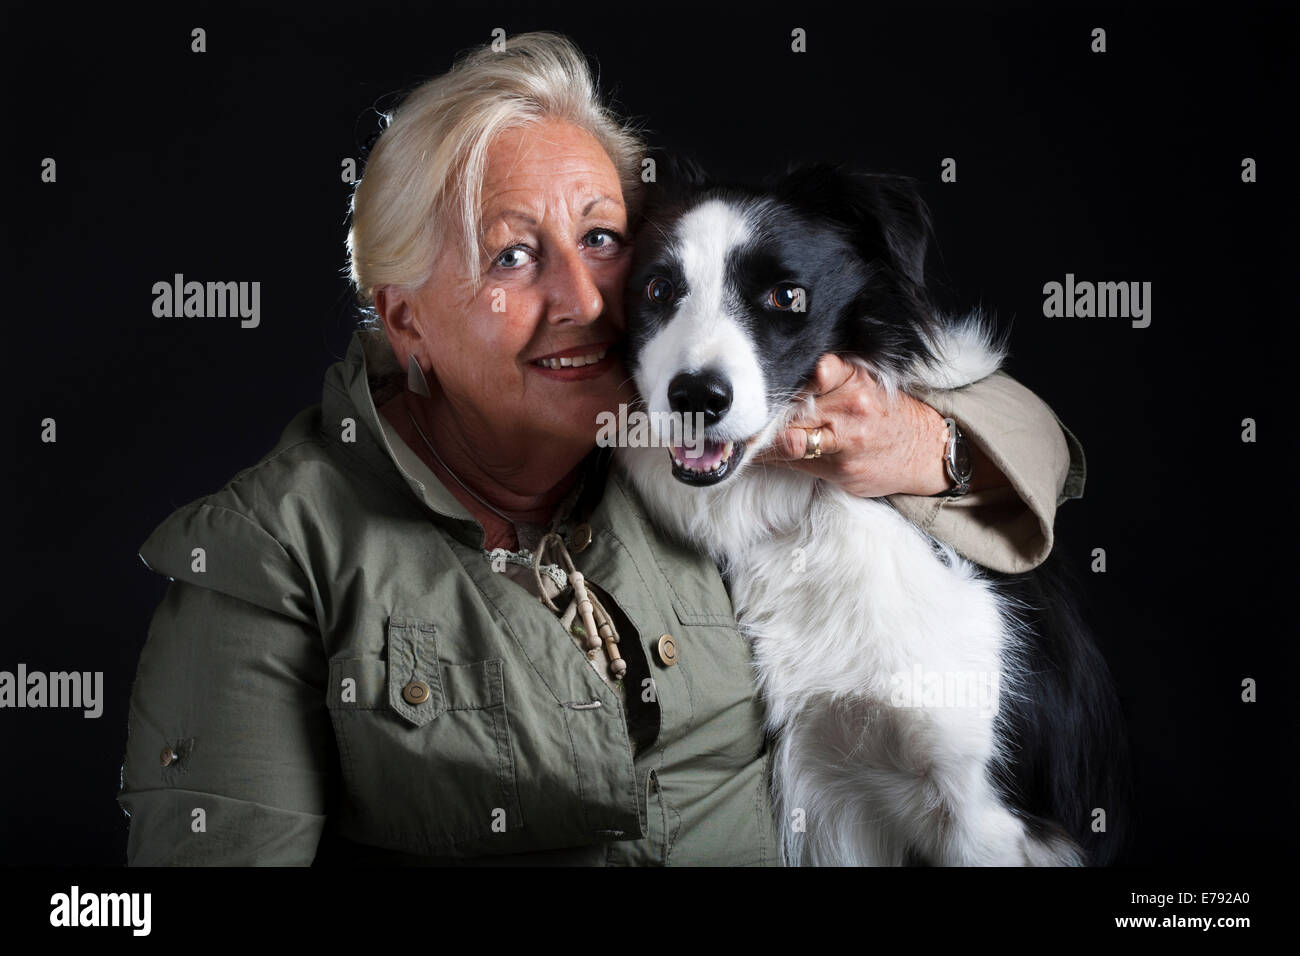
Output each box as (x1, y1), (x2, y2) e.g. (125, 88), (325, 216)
(769, 283), (803, 310)
(583, 228), (622, 250)
(494, 246), (535, 269)
(646, 277), (675, 304)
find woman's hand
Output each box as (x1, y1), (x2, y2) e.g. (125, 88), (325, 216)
(751, 353), (996, 498)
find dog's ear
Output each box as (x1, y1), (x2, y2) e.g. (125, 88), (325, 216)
(772, 165), (932, 288)
(774, 164), (938, 378)
(630, 149), (711, 232)
(645, 148), (710, 197)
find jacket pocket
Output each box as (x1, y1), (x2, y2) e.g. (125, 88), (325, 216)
(325, 615), (524, 856)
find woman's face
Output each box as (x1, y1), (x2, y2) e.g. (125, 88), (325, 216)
(385, 119), (636, 452)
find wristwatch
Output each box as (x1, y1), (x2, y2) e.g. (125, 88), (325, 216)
(933, 417), (972, 498)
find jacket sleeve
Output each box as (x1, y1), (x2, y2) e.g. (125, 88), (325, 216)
(118, 500), (331, 865)
(118, 580), (331, 864)
(887, 370), (1087, 574)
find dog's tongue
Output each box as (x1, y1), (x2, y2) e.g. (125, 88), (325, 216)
(672, 439), (727, 470)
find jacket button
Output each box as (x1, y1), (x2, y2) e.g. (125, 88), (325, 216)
(402, 680), (430, 705)
(160, 746), (177, 767)
(570, 523), (593, 553)
(655, 633), (678, 667)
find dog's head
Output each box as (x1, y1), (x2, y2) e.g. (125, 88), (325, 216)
(624, 159), (939, 485)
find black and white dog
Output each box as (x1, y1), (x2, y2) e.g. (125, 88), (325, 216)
(615, 160), (1129, 866)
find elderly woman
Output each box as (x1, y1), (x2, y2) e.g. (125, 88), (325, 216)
(118, 32), (1084, 865)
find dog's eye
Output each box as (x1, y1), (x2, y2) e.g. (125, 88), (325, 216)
(646, 277), (675, 304)
(769, 283), (803, 310)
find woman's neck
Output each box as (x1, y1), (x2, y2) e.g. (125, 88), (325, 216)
(379, 390), (587, 552)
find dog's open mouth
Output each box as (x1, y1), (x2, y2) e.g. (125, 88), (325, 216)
(669, 438), (746, 485)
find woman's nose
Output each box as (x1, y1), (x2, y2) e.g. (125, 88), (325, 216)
(545, 245), (604, 325)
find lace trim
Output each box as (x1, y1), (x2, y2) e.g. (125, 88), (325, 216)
(483, 547), (569, 590)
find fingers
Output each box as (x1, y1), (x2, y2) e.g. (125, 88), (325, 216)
(752, 354), (869, 464)
(810, 353), (860, 397)
(752, 355), (858, 463)
(755, 423), (837, 462)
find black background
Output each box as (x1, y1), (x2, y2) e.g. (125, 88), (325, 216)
(2, 0), (1297, 870)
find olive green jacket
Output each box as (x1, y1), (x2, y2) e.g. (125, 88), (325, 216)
(117, 331), (1084, 865)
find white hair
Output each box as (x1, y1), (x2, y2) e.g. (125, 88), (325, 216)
(345, 31), (646, 367)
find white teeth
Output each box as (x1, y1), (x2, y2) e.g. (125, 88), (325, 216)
(536, 349), (607, 370)
(674, 440), (739, 474)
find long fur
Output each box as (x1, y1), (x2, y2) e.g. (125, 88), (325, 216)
(615, 162), (1128, 866)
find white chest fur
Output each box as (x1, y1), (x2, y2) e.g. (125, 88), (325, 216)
(614, 401), (1080, 866)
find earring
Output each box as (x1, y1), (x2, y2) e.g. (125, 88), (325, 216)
(407, 353), (432, 397)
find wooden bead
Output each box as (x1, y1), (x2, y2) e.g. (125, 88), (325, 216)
(579, 611), (600, 653)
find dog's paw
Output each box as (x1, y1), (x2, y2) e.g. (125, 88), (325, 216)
(1020, 828), (1085, 867)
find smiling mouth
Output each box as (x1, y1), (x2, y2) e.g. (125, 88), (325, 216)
(530, 345), (612, 369)
(669, 438), (747, 485)
(526, 341), (623, 382)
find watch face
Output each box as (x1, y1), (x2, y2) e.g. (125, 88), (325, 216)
(954, 436), (972, 481)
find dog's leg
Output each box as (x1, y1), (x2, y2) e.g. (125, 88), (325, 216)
(775, 696), (1084, 866)
(919, 751), (1083, 866)
(870, 696), (1087, 866)
(772, 713), (905, 867)
(773, 697), (941, 866)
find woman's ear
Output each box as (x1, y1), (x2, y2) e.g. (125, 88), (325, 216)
(374, 286), (422, 356)
(773, 165), (933, 289)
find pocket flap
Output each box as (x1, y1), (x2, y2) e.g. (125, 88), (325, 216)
(386, 616), (445, 725)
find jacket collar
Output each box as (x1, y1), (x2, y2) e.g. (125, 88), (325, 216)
(322, 330), (610, 550)
(324, 331), (479, 531)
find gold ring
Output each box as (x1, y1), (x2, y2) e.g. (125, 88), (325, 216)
(802, 427), (823, 460)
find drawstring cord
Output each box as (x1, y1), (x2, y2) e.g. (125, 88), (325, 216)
(403, 403), (621, 678)
(533, 530), (626, 680)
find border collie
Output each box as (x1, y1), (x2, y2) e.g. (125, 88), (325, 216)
(614, 159), (1129, 866)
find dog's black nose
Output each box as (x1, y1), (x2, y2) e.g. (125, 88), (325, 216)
(667, 369), (732, 425)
